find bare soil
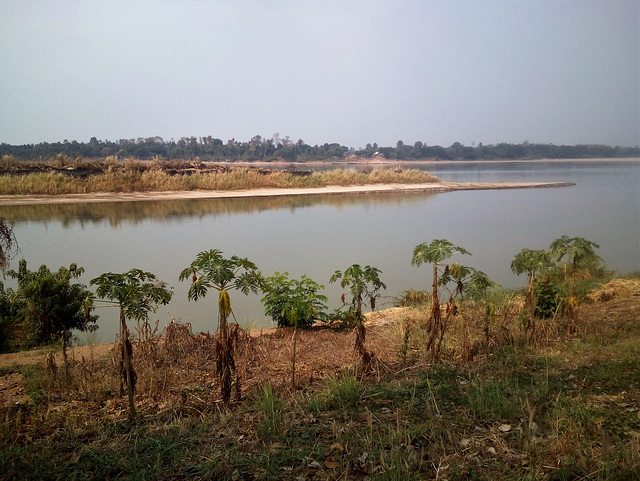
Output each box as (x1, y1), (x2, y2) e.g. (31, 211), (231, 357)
(1, 297), (639, 409)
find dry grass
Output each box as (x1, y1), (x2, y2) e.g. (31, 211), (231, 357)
(588, 278), (640, 302)
(0, 159), (440, 195)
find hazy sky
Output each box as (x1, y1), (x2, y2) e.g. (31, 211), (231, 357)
(1, 0), (638, 148)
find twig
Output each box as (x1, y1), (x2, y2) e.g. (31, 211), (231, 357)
(394, 362), (428, 375)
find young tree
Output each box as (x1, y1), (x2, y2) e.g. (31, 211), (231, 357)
(179, 249), (262, 401)
(412, 240), (470, 357)
(7, 260), (97, 361)
(263, 272), (328, 388)
(511, 248), (552, 333)
(439, 262), (494, 304)
(549, 235), (602, 329)
(549, 235), (601, 273)
(330, 264), (386, 369)
(91, 269), (173, 418)
(262, 272), (328, 329)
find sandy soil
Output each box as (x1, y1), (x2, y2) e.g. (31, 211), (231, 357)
(0, 181), (573, 206)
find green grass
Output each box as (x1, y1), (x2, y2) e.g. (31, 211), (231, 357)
(252, 382), (284, 439)
(323, 372), (362, 409)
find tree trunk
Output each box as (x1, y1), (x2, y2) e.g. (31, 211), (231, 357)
(291, 325), (298, 389)
(61, 330), (69, 380)
(431, 263), (440, 329)
(354, 297), (372, 370)
(219, 311), (233, 402)
(120, 309), (136, 418)
(527, 273), (536, 336)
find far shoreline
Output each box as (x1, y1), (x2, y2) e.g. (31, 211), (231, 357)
(0, 181), (574, 206)
(232, 156), (640, 167)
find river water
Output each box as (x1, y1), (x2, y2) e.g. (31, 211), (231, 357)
(1, 159), (638, 342)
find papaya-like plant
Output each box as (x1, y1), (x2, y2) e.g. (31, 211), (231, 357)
(330, 264), (386, 369)
(261, 272), (328, 329)
(511, 248), (552, 334)
(91, 269), (172, 418)
(179, 249), (262, 401)
(412, 239), (470, 357)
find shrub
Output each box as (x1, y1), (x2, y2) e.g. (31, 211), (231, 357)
(262, 272), (328, 328)
(6, 260), (97, 349)
(535, 277), (560, 319)
(395, 289), (430, 307)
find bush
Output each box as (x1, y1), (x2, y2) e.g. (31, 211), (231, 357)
(535, 278), (559, 319)
(261, 272), (328, 328)
(5, 259), (97, 349)
(395, 289), (430, 307)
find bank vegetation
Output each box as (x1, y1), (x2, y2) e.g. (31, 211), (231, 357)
(0, 155), (439, 196)
(1, 233), (639, 480)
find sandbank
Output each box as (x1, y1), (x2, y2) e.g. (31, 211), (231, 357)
(0, 181), (574, 206)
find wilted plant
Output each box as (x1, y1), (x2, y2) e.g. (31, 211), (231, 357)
(179, 249), (262, 402)
(411, 239), (470, 358)
(330, 264), (386, 371)
(395, 289), (431, 308)
(91, 269), (173, 418)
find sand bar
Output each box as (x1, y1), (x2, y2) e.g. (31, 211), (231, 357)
(0, 181), (574, 206)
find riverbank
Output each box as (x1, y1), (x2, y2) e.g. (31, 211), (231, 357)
(0, 181), (573, 206)
(1, 295), (639, 480)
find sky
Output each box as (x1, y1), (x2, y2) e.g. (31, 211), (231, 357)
(1, 0), (638, 149)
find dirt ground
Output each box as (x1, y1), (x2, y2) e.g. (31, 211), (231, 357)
(2, 298), (639, 410)
(0, 310), (405, 407)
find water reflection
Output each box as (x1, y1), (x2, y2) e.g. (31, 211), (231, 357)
(0, 191), (439, 227)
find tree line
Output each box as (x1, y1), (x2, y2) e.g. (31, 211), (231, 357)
(1, 135), (638, 163)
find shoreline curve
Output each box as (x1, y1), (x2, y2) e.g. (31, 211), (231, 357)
(0, 181), (574, 206)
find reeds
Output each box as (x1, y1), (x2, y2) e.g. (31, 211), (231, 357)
(0, 160), (440, 195)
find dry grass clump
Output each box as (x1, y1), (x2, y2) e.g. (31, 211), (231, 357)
(306, 168), (439, 187)
(588, 278), (640, 302)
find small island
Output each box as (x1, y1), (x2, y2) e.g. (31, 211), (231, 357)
(0, 156), (572, 205)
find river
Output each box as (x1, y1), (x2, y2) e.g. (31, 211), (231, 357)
(1, 159), (638, 343)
